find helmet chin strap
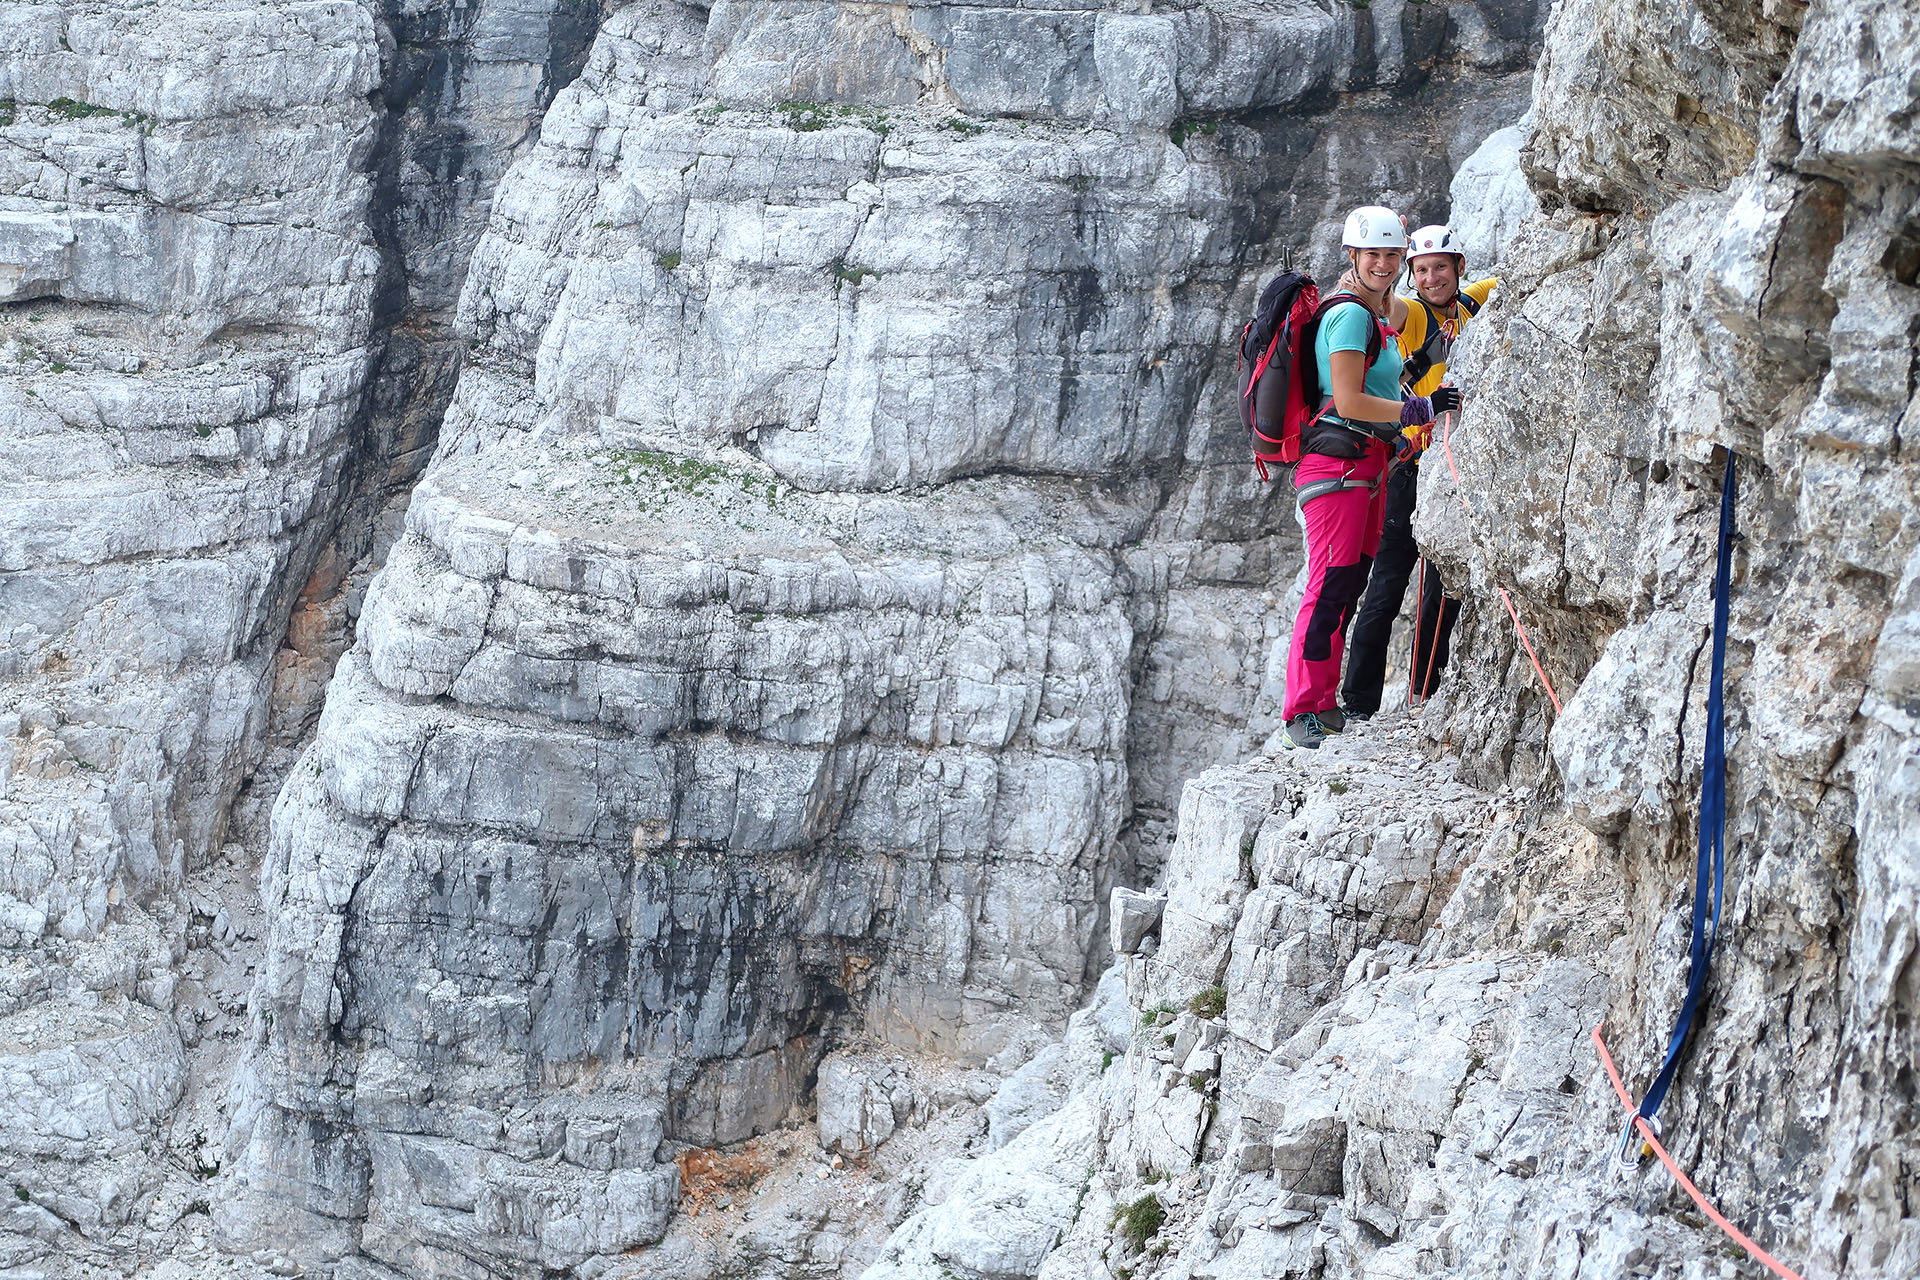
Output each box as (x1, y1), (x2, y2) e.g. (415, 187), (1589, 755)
(1343, 251), (1395, 315)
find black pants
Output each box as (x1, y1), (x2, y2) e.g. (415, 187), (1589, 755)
(1341, 462), (1461, 714)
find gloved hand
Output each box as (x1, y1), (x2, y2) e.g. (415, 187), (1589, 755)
(1431, 385), (1463, 415)
(1400, 394), (1434, 427)
(1390, 431), (1419, 463)
(1400, 419), (1433, 454)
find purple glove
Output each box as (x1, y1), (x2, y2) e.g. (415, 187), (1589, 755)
(1400, 394), (1434, 427)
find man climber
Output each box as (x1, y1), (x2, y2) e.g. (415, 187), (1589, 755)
(1339, 224), (1496, 721)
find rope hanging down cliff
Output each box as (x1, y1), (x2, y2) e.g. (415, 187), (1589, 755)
(1592, 453), (1805, 1280)
(1438, 410), (1563, 713)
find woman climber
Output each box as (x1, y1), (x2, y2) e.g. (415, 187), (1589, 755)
(1279, 205), (1438, 751)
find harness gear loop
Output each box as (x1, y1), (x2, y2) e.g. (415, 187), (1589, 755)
(1295, 471), (1379, 508)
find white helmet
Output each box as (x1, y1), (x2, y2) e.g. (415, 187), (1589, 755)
(1342, 206), (1408, 250)
(1408, 224), (1463, 263)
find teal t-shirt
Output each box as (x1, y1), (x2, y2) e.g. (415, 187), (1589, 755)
(1314, 298), (1405, 426)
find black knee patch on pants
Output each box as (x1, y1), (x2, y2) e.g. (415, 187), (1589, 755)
(1304, 560), (1372, 662)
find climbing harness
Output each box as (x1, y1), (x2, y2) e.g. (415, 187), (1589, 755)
(1439, 410), (1564, 713)
(1401, 294), (1481, 389)
(1295, 472), (1379, 507)
(1587, 454), (1799, 1279)
(1593, 1024), (1804, 1280)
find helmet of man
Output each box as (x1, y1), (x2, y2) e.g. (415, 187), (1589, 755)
(1342, 206), (1408, 250)
(1408, 224), (1463, 265)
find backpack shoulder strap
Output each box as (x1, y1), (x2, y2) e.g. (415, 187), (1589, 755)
(1312, 293), (1388, 367)
(1301, 294), (1387, 415)
(1459, 292), (1483, 318)
(1418, 299), (1447, 345)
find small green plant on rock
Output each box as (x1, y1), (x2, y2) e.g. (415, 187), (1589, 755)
(831, 260), (881, 286)
(940, 115), (984, 137)
(656, 251), (681, 270)
(1169, 118), (1218, 146)
(1188, 985), (1227, 1020)
(1138, 1000), (1177, 1030)
(777, 100), (833, 131)
(1111, 1193), (1165, 1252)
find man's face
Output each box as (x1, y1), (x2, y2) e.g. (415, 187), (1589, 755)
(1411, 254), (1461, 307)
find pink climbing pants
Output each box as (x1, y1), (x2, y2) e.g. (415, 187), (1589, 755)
(1282, 448), (1389, 721)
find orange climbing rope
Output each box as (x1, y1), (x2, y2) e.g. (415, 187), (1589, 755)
(1590, 1023), (1807, 1280)
(1439, 410), (1564, 714)
(1407, 555), (1446, 708)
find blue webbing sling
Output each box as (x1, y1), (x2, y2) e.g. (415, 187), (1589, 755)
(1625, 449), (1738, 1159)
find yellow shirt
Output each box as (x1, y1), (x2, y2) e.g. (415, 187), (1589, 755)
(1396, 276), (1498, 397)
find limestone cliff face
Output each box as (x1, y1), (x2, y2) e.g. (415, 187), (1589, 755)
(17, 0), (1914, 1278)
(859, 2), (1919, 1280)
(0, 3), (384, 1258)
(0, 0), (610, 1269)
(201, 0), (1542, 1273)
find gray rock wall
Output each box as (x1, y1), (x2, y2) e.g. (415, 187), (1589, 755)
(0, 0), (611, 1269)
(863, 1), (1920, 1279)
(0, 2), (384, 1256)
(201, 0), (1544, 1271)
(1424, 0), (1920, 1270)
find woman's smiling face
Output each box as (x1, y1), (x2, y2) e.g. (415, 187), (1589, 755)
(1351, 246), (1406, 291)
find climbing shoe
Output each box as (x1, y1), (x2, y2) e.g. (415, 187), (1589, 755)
(1318, 707), (1346, 734)
(1283, 712), (1330, 750)
(1341, 706), (1372, 724)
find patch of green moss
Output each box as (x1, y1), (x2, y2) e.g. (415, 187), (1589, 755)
(1169, 118), (1219, 146)
(47, 97), (117, 119)
(1188, 985), (1227, 1020)
(605, 448), (728, 491)
(776, 100), (834, 132)
(831, 260), (881, 286)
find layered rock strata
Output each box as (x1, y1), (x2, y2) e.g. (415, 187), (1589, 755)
(0, 1), (385, 1256)
(0, 0), (612, 1269)
(216, 0), (1544, 1271)
(857, 0), (1920, 1277)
